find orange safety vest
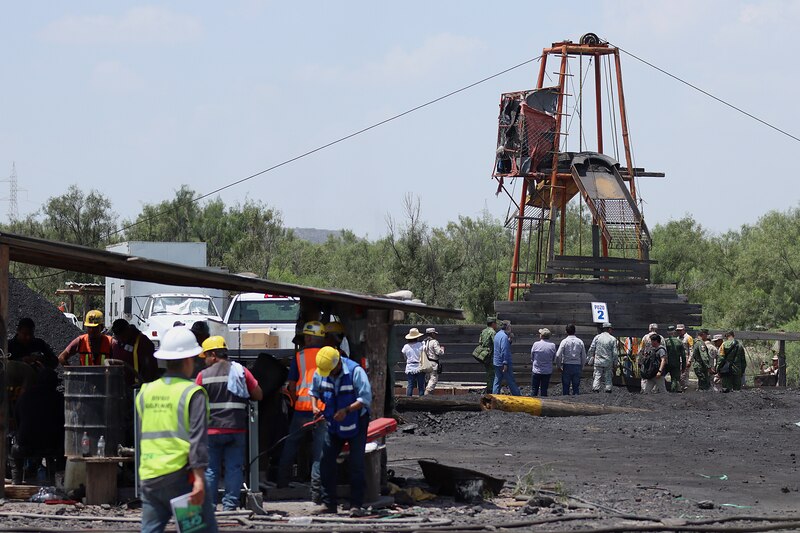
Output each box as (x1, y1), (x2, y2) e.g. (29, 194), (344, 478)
(294, 347), (321, 412)
(78, 334), (112, 366)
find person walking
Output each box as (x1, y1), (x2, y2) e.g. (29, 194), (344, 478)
(641, 334), (668, 394)
(277, 321), (328, 502)
(588, 323), (618, 393)
(663, 326), (685, 392)
(710, 334), (724, 392)
(58, 310), (113, 366)
(136, 327), (217, 533)
(196, 336), (263, 511)
(691, 329), (712, 391)
(473, 317), (499, 393)
(311, 347), (372, 516)
(401, 328), (426, 396)
(530, 328), (556, 397)
(492, 322), (521, 395)
(676, 324), (694, 391)
(422, 328), (445, 395)
(638, 324), (659, 390)
(717, 330), (746, 392)
(555, 324), (586, 395)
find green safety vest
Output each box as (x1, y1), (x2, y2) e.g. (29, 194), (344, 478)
(136, 376), (209, 481)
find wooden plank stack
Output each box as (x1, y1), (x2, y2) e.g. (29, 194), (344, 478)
(390, 277), (702, 387)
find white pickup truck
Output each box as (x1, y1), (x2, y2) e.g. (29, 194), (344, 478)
(138, 293), (227, 349)
(224, 293), (299, 356)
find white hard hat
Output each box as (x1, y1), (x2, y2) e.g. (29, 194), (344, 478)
(155, 327), (202, 360)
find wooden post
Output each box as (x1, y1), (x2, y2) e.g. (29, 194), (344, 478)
(0, 244), (9, 498)
(365, 309), (389, 418)
(778, 340), (787, 387)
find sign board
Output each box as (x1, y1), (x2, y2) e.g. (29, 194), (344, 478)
(591, 302), (609, 324)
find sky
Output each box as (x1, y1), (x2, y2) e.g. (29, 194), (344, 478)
(1, 1), (799, 239)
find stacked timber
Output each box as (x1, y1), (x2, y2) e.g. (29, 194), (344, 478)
(390, 280), (700, 387)
(504, 279), (701, 338)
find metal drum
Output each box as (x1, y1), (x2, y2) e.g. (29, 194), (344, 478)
(64, 366), (127, 458)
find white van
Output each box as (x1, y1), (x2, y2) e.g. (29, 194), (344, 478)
(224, 293), (299, 351)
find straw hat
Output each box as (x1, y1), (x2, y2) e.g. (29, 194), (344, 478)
(405, 327), (424, 340)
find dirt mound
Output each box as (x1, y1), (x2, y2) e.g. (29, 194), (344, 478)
(8, 276), (82, 353)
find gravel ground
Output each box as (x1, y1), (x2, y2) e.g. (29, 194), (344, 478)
(8, 276), (82, 353)
(1, 387), (798, 531)
(390, 387), (800, 523)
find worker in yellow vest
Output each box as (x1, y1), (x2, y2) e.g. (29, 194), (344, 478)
(136, 327), (218, 533)
(277, 321), (328, 502)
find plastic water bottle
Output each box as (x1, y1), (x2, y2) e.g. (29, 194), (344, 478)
(80, 432), (91, 456)
(97, 435), (106, 458)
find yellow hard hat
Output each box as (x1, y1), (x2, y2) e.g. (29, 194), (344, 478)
(316, 346), (340, 377)
(303, 321), (326, 337)
(201, 335), (227, 355)
(84, 310), (104, 327)
(325, 321), (345, 335)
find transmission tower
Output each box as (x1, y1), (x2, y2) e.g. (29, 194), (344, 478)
(8, 163), (17, 221)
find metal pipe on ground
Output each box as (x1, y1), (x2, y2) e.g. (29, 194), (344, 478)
(480, 394), (648, 417)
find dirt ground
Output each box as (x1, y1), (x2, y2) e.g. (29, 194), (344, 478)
(389, 386), (800, 520)
(1, 386), (798, 531)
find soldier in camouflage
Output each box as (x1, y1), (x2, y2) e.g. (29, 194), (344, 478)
(473, 317), (499, 394)
(691, 328), (712, 391)
(717, 330), (746, 392)
(663, 326), (685, 392)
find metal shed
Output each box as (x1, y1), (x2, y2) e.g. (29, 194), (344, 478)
(0, 232), (464, 497)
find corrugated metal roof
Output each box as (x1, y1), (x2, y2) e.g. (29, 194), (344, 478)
(0, 232), (464, 319)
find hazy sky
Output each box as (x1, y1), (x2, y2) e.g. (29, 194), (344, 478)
(1, 1), (798, 239)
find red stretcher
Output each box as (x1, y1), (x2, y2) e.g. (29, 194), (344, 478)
(341, 417), (397, 453)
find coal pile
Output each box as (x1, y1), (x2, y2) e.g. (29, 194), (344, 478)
(8, 276), (82, 353)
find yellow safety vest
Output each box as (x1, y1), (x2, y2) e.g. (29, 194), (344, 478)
(136, 376), (208, 481)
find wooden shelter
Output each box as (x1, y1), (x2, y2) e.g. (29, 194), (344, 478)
(0, 232), (463, 497)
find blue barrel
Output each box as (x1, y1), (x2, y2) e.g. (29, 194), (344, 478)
(64, 366), (127, 458)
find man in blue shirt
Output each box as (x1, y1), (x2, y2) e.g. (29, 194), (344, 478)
(492, 322), (521, 395)
(311, 346), (372, 516)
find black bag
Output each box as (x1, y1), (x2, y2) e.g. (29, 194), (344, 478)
(718, 360), (732, 375)
(639, 347), (660, 380)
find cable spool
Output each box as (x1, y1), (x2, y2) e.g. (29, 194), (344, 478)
(580, 32), (601, 46)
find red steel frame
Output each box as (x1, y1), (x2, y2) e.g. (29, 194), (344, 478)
(507, 41), (638, 301)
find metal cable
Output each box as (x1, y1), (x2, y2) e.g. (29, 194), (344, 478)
(612, 42), (800, 144)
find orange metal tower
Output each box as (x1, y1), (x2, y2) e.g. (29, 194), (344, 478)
(493, 34), (660, 301)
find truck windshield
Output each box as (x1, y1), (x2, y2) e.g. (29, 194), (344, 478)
(228, 300), (299, 324)
(151, 296), (218, 316)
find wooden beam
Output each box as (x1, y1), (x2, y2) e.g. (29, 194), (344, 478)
(0, 244), (9, 499)
(365, 310), (389, 418)
(0, 232), (463, 320)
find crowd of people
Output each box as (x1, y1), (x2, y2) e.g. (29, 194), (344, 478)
(484, 320), (760, 396)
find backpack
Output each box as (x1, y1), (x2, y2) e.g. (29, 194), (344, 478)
(639, 347), (661, 380)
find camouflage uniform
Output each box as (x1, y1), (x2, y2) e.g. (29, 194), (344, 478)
(717, 338), (746, 391)
(664, 336), (685, 392)
(476, 326), (496, 393)
(691, 339), (712, 390)
(638, 331), (658, 389)
(705, 340), (721, 391)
